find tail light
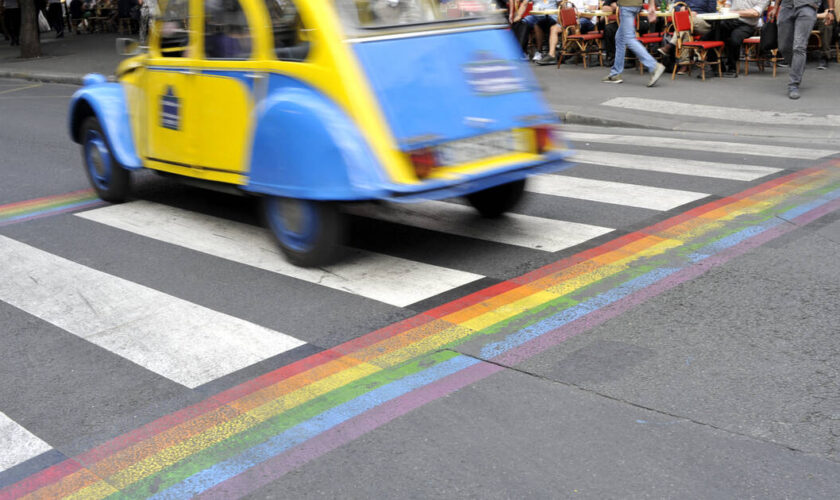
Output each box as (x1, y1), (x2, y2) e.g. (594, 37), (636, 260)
(534, 126), (553, 153)
(409, 148), (438, 178)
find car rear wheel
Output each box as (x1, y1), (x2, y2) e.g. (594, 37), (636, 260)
(466, 179), (526, 218)
(263, 196), (345, 267)
(80, 116), (131, 203)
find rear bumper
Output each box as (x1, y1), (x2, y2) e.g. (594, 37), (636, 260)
(382, 149), (575, 203)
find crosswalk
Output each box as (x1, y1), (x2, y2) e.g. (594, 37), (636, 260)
(0, 129), (836, 479)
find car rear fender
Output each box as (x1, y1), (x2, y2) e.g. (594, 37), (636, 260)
(245, 83), (389, 200)
(68, 74), (143, 170)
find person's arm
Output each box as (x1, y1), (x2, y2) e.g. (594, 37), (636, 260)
(735, 0), (768, 18)
(827, 0), (836, 24)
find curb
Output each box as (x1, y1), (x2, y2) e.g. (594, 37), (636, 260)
(0, 70), (84, 85)
(559, 111), (662, 130)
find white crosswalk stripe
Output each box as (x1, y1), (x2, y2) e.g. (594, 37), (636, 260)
(0, 411), (51, 473)
(0, 235), (306, 388)
(602, 97), (840, 128)
(0, 129), (792, 400)
(346, 200), (614, 251)
(76, 201), (482, 308)
(565, 131), (837, 160)
(570, 151), (782, 181)
(529, 174), (707, 211)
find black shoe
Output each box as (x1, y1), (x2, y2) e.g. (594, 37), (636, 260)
(56, 31), (64, 38)
(537, 55), (558, 65)
(722, 70), (738, 78)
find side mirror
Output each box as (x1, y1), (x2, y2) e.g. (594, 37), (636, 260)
(116, 38), (142, 56)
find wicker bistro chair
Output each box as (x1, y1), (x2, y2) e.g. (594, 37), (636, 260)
(557, 4), (604, 68)
(670, 6), (724, 80)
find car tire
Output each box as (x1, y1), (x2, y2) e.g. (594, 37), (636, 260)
(80, 116), (131, 203)
(466, 179), (526, 218)
(263, 196), (346, 267)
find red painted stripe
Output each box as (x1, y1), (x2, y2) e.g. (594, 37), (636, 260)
(76, 398), (228, 466)
(0, 459), (83, 500)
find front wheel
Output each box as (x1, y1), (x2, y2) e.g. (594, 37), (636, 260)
(466, 179), (527, 218)
(262, 196), (345, 267)
(80, 116), (131, 203)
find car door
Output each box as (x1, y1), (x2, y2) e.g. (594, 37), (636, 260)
(191, 0), (259, 185)
(143, 0), (198, 173)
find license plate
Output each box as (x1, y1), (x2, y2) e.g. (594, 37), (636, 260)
(436, 131), (518, 166)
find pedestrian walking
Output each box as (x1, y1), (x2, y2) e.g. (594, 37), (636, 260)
(778, 0), (835, 99)
(601, 0), (666, 86)
(1, 0), (20, 46)
(47, 0), (64, 37)
(138, 0), (157, 44)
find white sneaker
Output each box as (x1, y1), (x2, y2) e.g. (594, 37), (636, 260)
(532, 52), (544, 62)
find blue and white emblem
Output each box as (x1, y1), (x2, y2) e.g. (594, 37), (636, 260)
(463, 51), (527, 96)
(161, 87), (180, 131)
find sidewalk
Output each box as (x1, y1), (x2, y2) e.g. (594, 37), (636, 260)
(2, 33), (839, 139)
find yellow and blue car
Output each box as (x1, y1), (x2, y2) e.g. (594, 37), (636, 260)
(69, 0), (573, 266)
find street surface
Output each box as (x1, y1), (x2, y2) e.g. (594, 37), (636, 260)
(1, 79), (840, 498)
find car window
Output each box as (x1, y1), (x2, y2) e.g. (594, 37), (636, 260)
(340, 0), (499, 30)
(204, 0), (253, 59)
(159, 0), (190, 57)
(264, 0), (309, 61)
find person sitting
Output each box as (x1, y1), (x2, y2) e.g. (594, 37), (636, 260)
(716, 0), (769, 76)
(815, 0), (837, 69)
(523, 0), (560, 62)
(536, 0), (596, 65)
(657, 0), (716, 73)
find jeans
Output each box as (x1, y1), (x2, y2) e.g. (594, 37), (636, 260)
(611, 6), (658, 75)
(778, 4), (817, 88)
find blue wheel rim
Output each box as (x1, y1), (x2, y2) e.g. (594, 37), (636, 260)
(84, 129), (112, 191)
(266, 197), (318, 252)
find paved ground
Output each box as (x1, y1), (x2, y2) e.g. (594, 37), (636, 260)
(1, 31), (840, 499)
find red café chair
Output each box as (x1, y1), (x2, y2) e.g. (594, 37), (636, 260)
(556, 3), (603, 68)
(670, 6), (724, 80)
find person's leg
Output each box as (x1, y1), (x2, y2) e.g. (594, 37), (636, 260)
(622, 8), (658, 72)
(579, 17), (595, 34)
(724, 22), (754, 73)
(816, 18), (832, 67)
(610, 6), (637, 76)
(604, 21), (617, 63)
(9, 8), (20, 45)
(777, 4), (795, 67)
(546, 23), (561, 57)
(789, 6), (817, 89)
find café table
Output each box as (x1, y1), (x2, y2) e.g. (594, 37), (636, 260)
(697, 11), (740, 41)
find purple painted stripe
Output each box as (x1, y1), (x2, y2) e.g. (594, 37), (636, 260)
(196, 361), (504, 500)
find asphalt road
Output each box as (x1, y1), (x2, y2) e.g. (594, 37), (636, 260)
(1, 79), (839, 498)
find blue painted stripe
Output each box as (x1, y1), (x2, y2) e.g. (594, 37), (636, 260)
(480, 189), (840, 359)
(686, 216), (785, 263)
(152, 355), (480, 499)
(480, 266), (681, 358)
(0, 199), (103, 226)
(780, 186), (840, 221)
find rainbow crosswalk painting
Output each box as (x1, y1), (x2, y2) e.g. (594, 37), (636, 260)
(2, 160), (840, 499)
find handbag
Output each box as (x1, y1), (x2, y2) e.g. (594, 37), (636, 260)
(759, 19), (778, 53)
(38, 11), (51, 32)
